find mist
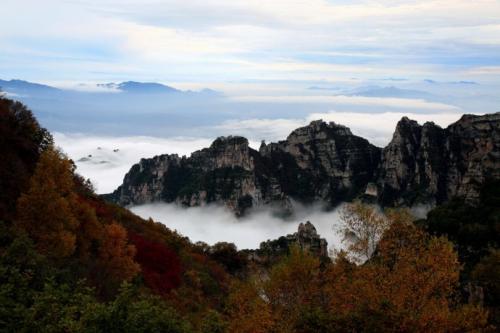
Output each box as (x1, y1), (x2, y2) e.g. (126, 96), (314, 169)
(131, 202), (345, 252)
(54, 133), (215, 193)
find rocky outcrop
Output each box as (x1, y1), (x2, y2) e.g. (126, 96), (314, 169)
(378, 113), (500, 206)
(258, 221), (328, 258)
(109, 121), (381, 214)
(108, 113), (500, 213)
(259, 120), (381, 204)
(110, 136), (263, 215)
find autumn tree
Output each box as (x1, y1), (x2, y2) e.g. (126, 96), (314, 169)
(15, 148), (79, 260)
(129, 232), (182, 295)
(226, 280), (274, 333)
(0, 97), (53, 221)
(226, 246), (323, 332)
(94, 223), (140, 296)
(263, 246), (322, 332)
(73, 199), (103, 264)
(323, 212), (489, 332)
(339, 201), (391, 263)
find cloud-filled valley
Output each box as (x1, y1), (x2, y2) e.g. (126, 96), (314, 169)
(131, 202), (345, 251)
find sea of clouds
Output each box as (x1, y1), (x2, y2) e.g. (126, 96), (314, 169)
(53, 111), (457, 250)
(131, 202), (346, 252)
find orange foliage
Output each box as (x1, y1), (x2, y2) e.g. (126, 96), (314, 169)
(96, 222), (140, 285)
(15, 148), (78, 259)
(226, 280), (274, 333)
(323, 220), (489, 332)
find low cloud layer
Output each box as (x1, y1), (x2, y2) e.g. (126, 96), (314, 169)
(131, 203), (345, 252)
(54, 133), (213, 193)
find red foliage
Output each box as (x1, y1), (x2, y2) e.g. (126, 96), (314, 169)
(129, 232), (182, 294)
(77, 195), (114, 222)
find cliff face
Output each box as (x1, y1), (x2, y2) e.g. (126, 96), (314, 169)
(110, 121), (381, 214)
(111, 136), (262, 214)
(109, 113), (500, 213)
(378, 113), (500, 206)
(260, 120), (381, 204)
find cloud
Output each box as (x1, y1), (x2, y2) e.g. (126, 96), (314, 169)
(214, 111), (464, 147)
(2, 0), (500, 86)
(131, 202), (345, 252)
(466, 66), (500, 75)
(54, 133), (212, 193)
(215, 118), (305, 144)
(229, 95), (461, 112)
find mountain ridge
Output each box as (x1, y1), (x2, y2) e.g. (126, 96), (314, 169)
(107, 112), (500, 214)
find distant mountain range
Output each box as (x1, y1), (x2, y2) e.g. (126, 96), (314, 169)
(0, 79), (226, 135)
(341, 85), (435, 100)
(0, 79), (220, 96)
(0, 79), (61, 96)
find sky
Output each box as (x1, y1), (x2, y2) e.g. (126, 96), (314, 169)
(2, 0), (500, 88)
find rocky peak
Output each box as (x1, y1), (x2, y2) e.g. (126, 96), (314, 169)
(192, 135), (254, 171)
(258, 221), (328, 258)
(210, 135), (249, 149)
(378, 113), (500, 206)
(286, 120), (353, 142)
(391, 117), (422, 145)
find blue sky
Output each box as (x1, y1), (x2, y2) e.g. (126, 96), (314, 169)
(2, 0), (500, 88)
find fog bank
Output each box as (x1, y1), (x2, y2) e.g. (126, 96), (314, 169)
(131, 203), (345, 252)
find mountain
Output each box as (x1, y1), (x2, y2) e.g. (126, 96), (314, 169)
(341, 85), (435, 100)
(0, 79), (224, 136)
(97, 81), (181, 94)
(0, 79), (61, 96)
(108, 113), (500, 214)
(378, 113), (500, 206)
(107, 121), (381, 215)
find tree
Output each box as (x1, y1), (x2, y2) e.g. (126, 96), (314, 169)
(323, 216), (489, 332)
(263, 245), (322, 332)
(339, 201), (391, 263)
(94, 223), (140, 296)
(73, 200), (103, 263)
(472, 249), (500, 326)
(15, 148), (79, 260)
(208, 242), (247, 274)
(129, 232), (182, 295)
(226, 280), (274, 333)
(0, 234), (50, 332)
(20, 280), (98, 333)
(80, 283), (193, 333)
(0, 97), (53, 221)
